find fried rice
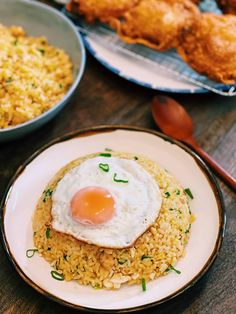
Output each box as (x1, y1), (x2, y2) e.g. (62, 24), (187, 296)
(33, 151), (194, 290)
(0, 24), (73, 128)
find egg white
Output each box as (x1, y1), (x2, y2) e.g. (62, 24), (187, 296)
(51, 156), (162, 248)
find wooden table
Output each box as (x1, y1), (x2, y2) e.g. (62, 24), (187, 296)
(1, 4), (236, 314)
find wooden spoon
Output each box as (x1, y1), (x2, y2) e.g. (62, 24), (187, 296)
(151, 95), (236, 192)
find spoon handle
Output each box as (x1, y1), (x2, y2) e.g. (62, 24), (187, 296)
(192, 144), (236, 192)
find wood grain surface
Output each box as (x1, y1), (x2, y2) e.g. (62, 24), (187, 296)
(0, 2), (236, 313)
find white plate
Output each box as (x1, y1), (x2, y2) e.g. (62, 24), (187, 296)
(82, 35), (207, 94)
(1, 126), (225, 312)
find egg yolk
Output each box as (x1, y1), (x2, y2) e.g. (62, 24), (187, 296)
(70, 186), (116, 225)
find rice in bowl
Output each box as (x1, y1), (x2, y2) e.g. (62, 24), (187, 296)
(33, 151), (194, 290)
(0, 24), (73, 128)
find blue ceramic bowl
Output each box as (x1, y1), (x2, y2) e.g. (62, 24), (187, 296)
(0, 0), (86, 142)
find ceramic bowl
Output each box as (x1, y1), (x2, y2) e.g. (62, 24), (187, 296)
(0, 0), (86, 142)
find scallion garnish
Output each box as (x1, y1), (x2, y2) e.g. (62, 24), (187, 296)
(169, 208), (181, 214)
(185, 224), (191, 234)
(165, 264), (181, 274)
(64, 255), (68, 261)
(141, 278), (146, 291)
(99, 153), (112, 157)
(51, 270), (64, 281)
(46, 228), (51, 238)
(99, 163), (109, 172)
(141, 255), (151, 261)
(5, 77), (13, 83)
(184, 188), (194, 199)
(26, 249), (38, 258)
(170, 264), (181, 274)
(43, 188), (53, 202)
(59, 83), (64, 89)
(188, 206), (192, 215)
(176, 189), (180, 195)
(113, 173), (129, 183)
(92, 283), (102, 289)
(118, 258), (127, 265)
(164, 192), (171, 198)
(38, 48), (45, 54)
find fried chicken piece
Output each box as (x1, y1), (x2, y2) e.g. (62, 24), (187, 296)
(178, 13), (236, 84)
(110, 0), (199, 51)
(66, 0), (140, 23)
(217, 0), (236, 14)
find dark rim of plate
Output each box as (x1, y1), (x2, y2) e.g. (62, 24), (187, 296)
(0, 125), (226, 313)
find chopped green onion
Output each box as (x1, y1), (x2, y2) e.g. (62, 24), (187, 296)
(46, 228), (51, 238)
(164, 192), (171, 198)
(141, 255), (151, 261)
(170, 264), (181, 274)
(118, 258), (127, 265)
(184, 188), (194, 199)
(169, 208), (181, 214)
(141, 278), (146, 291)
(105, 148), (113, 152)
(38, 48), (45, 54)
(134, 156), (139, 160)
(99, 153), (112, 157)
(176, 189), (180, 195)
(113, 173), (129, 183)
(185, 224), (191, 234)
(59, 83), (64, 89)
(92, 283), (102, 289)
(188, 206), (192, 215)
(13, 39), (18, 46)
(43, 188), (53, 202)
(5, 77), (13, 83)
(51, 270), (64, 281)
(99, 163), (109, 172)
(26, 249), (38, 258)
(165, 264), (181, 274)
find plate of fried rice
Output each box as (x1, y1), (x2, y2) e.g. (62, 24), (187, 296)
(1, 126), (225, 312)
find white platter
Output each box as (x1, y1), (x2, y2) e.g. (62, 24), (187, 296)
(1, 126), (225, 312)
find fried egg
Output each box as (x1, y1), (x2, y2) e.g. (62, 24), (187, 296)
(51, 156), (162, 248)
